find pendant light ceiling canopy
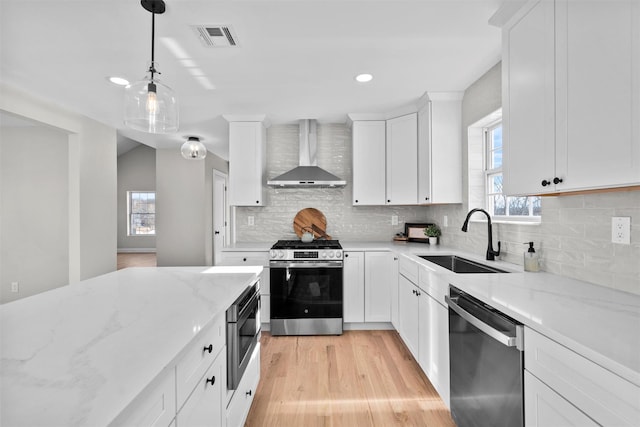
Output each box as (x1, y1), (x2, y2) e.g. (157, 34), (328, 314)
(124, 0), (179, 134)
(181, 136), (207, 160)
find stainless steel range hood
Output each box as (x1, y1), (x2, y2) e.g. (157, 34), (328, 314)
(267, 119), (346, 188)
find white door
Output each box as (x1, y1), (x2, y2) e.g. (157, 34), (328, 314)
(213, 170), (228, 266)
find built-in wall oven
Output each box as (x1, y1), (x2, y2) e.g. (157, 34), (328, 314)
(226, 280), (261, 390)
(269, 240), (343, 335)
(446, 285), (524, 427)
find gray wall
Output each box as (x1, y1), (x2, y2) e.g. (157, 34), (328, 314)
(117, 145), (156, 251)
(0, 84), (117, 303)
(155, 149), (228, 266)
(1, 126), (70, 301)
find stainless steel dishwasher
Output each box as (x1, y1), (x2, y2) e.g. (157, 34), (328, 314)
(445, 285), (524, 427)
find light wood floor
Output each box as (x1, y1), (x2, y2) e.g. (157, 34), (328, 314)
(245, 330), (456, 427)
(116, 252), (157, 270)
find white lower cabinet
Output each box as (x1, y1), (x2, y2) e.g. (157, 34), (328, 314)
(364, 252), (394, 322)
(398, 274), (420, 358)
(390, 256), (400, 329)
(524, 327), (640, 426)
(343, 251), (395, 324)
(177, 350), (227, 427)
(227, 344), (260, 427)
(525, 371), (598, 427)
(343, 251), (365, 322)
(110, 367), (176, 427)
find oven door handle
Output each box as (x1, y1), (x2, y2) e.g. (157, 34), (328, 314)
(269, 261), (343, 268)
(446, 295), (523, 350)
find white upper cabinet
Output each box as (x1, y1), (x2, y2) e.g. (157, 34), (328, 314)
(386, 113), (418, 205)
(352, 121), (387, 205)
(499, 0), (640, 195)
(225, 117), (267, 206)
(418, 93), (463, 204)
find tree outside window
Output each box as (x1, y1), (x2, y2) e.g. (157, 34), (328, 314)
(128, 191), (155, 235)
(485, 124), (540, 219)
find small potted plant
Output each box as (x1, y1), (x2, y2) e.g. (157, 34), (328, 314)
(424, 224), (441, 245)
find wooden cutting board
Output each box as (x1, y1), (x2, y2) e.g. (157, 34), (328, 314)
(293, 208), (330, 239)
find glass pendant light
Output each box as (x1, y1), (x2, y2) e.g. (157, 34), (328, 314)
(181, 136), (207, 160)
(124, 0), (178, 134)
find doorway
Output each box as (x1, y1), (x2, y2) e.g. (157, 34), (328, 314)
(213, 170), (229, 265)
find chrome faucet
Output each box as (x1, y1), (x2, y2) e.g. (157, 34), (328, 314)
(461, 208), (501, 261)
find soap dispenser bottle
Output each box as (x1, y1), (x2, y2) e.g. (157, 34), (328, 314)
(523, 242), (540, 272)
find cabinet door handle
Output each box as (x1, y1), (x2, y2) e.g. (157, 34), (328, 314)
(541, 179), (551, 187)
(553, 177), (563, 185)
(206, 376), (216, 385)
(345, 254), (349, 257)
(246, 389), (252, 397)
(355, 199), (359, 203)
(256, 200), (260, 204)
(387, 199), (391, 203)
(204, 344), (213, 354)
(243, 258), (247, 262)
(412, 289), (416, 295)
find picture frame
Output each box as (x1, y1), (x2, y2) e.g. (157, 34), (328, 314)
(404, 222), (434, 243)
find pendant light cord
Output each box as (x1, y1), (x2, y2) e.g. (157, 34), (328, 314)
(149, 11), (156, 80)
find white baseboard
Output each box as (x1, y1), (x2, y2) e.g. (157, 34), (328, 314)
(344, 322), (394, 331)
(117, 248), (157, 253)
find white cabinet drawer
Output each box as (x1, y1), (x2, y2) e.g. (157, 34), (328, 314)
(176, 312), (226, 409)
(398, 255), (419, 284)
(260, 294), (270, 324)
(227, 344), (260, 427)
(525, 370), (598, 427)
(219, 252), (268, 267)
(111, 367), (176, 427)
(177, 350), (226, 427)
(525, 327), (640, 426)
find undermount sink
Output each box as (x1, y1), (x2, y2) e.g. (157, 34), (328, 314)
(419, 255), (510, 274)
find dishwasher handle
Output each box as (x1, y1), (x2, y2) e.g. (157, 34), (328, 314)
(446, 295), (524, 351)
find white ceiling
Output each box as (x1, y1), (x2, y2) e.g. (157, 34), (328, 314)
(0, 0), (502, 160)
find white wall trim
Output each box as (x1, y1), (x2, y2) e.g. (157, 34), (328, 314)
(117, 248), (157, 253)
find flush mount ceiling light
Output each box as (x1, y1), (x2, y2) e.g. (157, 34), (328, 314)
(355, 73), (373, 83)
(181, 136), (207, 160)
(124, 0), (178, 134)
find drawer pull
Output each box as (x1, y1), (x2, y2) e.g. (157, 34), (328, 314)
(204, 344), (213, 354)
(246, 389), (252, 397)
(206, 376), (216, 385)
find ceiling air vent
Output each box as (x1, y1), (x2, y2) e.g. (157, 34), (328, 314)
(192, 25), (239, 48)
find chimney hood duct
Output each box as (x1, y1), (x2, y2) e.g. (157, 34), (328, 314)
(267, 119), (346, 188)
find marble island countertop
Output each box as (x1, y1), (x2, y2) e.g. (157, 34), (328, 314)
(0, 266), (262, 427)
(224, 240), (640, 386)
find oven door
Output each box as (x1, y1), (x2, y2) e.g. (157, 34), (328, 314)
(227, 287), (260, 390)
(270, 262), (343, 319)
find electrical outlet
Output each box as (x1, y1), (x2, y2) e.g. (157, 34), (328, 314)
(443, 215), (448, 227)
(248, 216), (255, 226)
(611, 216), (631, 244)
(391, 215), (398, 226)
(11, 282), (19, 293)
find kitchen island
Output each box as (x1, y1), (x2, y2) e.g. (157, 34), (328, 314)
(0, 266), (261, 426)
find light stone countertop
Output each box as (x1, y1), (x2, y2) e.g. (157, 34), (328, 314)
(0, 266), (262, 427)
(226, 240), (640, 387)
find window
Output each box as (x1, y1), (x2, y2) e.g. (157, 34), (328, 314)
(128, 191), (155, 235)
(485, 123), (541, 220)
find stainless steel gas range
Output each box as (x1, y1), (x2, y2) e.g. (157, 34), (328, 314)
(269, 240), (343, 335)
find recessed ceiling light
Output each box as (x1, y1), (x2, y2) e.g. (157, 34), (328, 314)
(355, 73), (373, 83)
(108, 76), (130, 86)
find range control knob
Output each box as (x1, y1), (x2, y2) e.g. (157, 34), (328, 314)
(321, 251), (328, 258)
(328, 251), (335, 258)
(335, 251), (342, 259)
(278, 251), (285, 258)
(270, 250), (277, 258)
